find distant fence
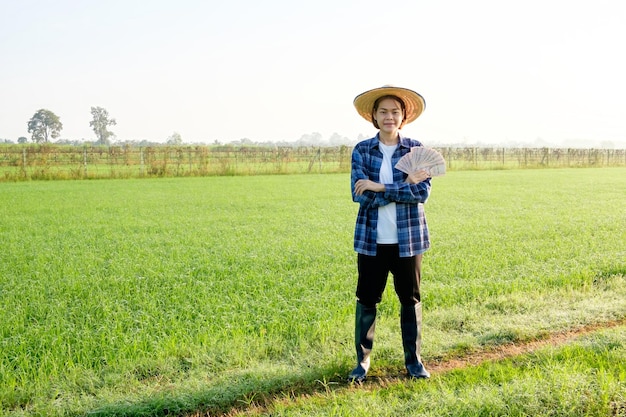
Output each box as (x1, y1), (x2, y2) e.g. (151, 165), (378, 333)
(0, 145), (624, 181)
(438, 147), (626, 170)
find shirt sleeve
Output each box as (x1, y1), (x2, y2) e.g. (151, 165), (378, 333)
(351, 145), (394, 209)
(383, 179), (431, 204)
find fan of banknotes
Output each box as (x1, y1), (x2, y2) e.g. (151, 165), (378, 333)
(395, 147), (446, 177)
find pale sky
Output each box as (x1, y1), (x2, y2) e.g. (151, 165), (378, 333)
(1, 0), (625, 147)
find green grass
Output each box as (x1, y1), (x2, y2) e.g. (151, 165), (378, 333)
(0, 168), (624, 416)
(266, 326), (626, 416)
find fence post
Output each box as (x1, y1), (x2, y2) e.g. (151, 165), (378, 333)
(83, 148), (88, 177)
(524, 148), (528, 167)
(140, 147), (145, 176)
(318, 147), (322, 171)
(22, 148), (27, 177)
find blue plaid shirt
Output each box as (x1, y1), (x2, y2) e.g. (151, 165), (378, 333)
(351, 134), (431, 257)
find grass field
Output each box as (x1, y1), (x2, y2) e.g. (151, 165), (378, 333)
(0, 168), (625, 416)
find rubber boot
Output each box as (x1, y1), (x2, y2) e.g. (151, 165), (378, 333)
(347, 302), (377, 383)
(400, 302), (430, 379)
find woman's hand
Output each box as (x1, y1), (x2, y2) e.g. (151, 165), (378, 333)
(354, 179), (385, 196)
(406, 169), (430, 184)
(405, 169), (430, 184)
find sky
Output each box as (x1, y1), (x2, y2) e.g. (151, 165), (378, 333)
(1, 0), (625, 148)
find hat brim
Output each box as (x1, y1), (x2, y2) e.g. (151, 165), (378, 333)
(353, 85), (425, 125)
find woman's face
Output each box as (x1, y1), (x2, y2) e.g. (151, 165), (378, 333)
(374, 98), (404, 134)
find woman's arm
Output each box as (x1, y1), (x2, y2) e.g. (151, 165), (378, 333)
(351, 146), (392, 209)
(384, 172), (431, 204)
(351, 143), (431, 208)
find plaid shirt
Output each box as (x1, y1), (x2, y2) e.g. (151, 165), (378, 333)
(351, 134), (431, 257)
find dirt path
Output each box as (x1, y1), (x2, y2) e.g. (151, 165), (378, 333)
(427, 318), (625, 374)
(191, 319), (626, 417)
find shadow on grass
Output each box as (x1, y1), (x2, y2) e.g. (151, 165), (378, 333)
(80, 363), (353, 417)
(79, 317), (626, 417)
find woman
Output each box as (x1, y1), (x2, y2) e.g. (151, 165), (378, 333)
(349, 85), (432, 382)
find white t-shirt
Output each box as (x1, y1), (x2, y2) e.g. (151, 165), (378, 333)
(377, 142), (398, 244)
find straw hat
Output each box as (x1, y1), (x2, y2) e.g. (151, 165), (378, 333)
(353, 85), (426, 125)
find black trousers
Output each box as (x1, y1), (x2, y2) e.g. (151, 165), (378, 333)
(356, 244), (422, 307)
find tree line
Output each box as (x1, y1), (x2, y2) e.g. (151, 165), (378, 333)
(16, 107), (117, 145)
(5, 109), (356, 148)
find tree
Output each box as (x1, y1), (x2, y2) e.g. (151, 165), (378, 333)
(90, 106), (117, 145)
(27, 109), (63, 143)
(166, 132), (182, 145)
(18, 136), (28, 144)
(328, 132), (351, 146)
(296, 132), (322, 146)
